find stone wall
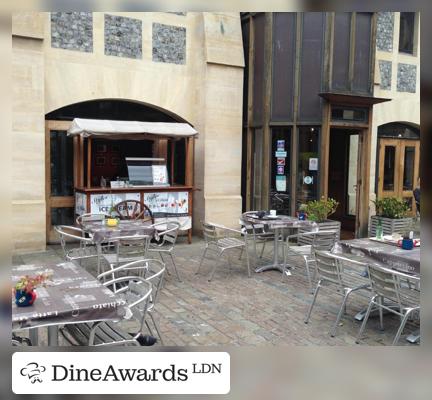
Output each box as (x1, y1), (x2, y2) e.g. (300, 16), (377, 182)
(397, 63), (417, 93)
(376, 12), (394, 52)
(105, 14), (142, 59)
(378, 60), (392, 90)
(152, 23), (186, 64)
(51, 12), (93, 52)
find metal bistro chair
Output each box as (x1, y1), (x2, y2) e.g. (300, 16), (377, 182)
(356, 264), (420, 345)
(239, 215), (275, 266)
(196, 221), (251, 281)
(148, 221), (182, 282)
(76, 213), (110, 227)
(60, 276), (153, 346)
(97, 259), (166, 345)
(102, 234), (151, 273)
(284, 230), (339, 291)
(54, 225), (98, 266)
(305, 250), (371, 337)
(114, 200), (155, 224)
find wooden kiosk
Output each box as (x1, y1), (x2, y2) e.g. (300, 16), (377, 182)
(67, 118), (197, 243)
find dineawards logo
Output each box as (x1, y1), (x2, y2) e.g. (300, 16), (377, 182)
(12, 352), (230, 394)
(20, 362), (47, 384)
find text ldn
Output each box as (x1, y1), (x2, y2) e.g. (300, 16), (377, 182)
(192, 363), (222, 374)
(52, 365), (188, 382)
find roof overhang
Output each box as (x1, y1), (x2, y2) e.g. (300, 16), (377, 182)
(319, 92), (392, 106)
(67, 118), (198, 139)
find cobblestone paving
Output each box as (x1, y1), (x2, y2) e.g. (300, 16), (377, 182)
(12, 237), (419, 346)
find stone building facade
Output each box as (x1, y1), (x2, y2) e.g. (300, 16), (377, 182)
(12, 12), (245, 253)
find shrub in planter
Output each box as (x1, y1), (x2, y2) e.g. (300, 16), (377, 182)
(298, 197), (341, 245)
(370, 197), (413, 236)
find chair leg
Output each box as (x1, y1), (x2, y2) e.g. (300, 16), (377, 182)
(304, 256), (313, 293)
(378, 296), (384, 331)
(145, 319), (154, 337)
(196, 247), (208, 275)
(305, 281), (322, 323)
(392, 308), (417, 345)
(253, 238), (258, 267)
(260, 241), (266, 258)
(238, 247), (244, 260)
(356, 295), (377, 344)
(244, 245), (251, 278)
(159, 252), (170, 275)
(149, 313), (164, 345)
(169, 253), (182, 282)
(330, 289), (351, 337)
(208, 251), (222, 282)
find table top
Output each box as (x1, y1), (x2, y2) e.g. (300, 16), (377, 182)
(339, 238), (420, 276)
(12, 262), (127, 330)
(241, 213), (317, 229)
(82, 219), (156, 243)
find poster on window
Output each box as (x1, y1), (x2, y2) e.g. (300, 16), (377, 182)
(152, 165), (169, 185)
(90, 193), (141, 214)
(309, 157), (318, 171)
(144, 192), (189, 217)
(75, 192), (87, 215)
(276, 175), (286, 191)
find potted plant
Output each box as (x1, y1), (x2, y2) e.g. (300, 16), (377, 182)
(370, 197), (412, 237)
(13, 272), (52, 307)
(297, 203), (308, 220)
(298, 197), (340, 245)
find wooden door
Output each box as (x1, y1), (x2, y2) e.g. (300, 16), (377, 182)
(45, 120), (76, 243)
(377, 138), (420, 216)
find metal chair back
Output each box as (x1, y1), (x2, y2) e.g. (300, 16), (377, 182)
(111, 234), (151, 263)
(202, 221), (218, 244)
(314, 250), (344, 287)
(76, 213), (109, 226)
(158, 221), (181, 247)
(367, 264), (403, 309)
(54, 225), (94, 258)
(311, 230), (339, 252)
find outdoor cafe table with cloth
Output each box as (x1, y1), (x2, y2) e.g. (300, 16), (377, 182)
(339, 238), (420, 276)
(82, 220), (156, 244)
(242, 213), (316, 273)
(12, 262), (127, 346)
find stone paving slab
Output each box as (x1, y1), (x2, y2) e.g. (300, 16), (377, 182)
(12, 237), (419, 346)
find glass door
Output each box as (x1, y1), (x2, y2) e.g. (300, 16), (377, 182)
(45, 120), (76, 243)
(378, 138), (420, 216)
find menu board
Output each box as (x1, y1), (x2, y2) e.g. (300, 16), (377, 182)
(144, 192), (189, 217)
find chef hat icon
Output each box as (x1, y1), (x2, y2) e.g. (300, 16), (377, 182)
(20, 362), (46, 383)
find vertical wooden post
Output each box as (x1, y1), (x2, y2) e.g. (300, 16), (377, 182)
(170, 139), (175, 184)
(185, 137), (194, 186)
(78, 135), (84, 187)
(87, 137), (92, 189)
(320, 102), (331, 199)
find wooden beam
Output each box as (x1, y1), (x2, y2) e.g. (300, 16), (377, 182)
(170, 139), (175, 185)
(185, 137), (194, 187)
(87, 137), (92, 189)
(320, 102), (331, 199)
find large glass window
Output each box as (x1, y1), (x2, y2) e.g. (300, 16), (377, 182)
(50, 130), (74, 196)
(297, 127), (320, 207)
(399, 12), (415, 54)
(270, 128), (291, 214)
(403, 146), (415, 191)
(383, 145), (396, 191)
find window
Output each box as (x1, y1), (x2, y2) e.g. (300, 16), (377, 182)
(399, 12), (415, 54)
(297, 127), (320, 207)
(331, 107), (368, 122)
(50, 131), (74, 196)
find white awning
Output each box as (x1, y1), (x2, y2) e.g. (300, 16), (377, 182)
(67, 118), (198, 139)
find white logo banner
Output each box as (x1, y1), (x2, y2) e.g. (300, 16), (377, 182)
(12, 352), (230, 394)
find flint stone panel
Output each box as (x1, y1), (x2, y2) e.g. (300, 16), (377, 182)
(105, 14), (142, 59)
(379, 60), (392, 90)
(152, 23), (186, 65)
(397, 63), (417, 93)
(51, 12), (93, 52)
(376, 12), (394, 52)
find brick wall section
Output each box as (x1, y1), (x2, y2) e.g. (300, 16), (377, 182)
(397, 63), (417, 93)
(152, 23), (186, 64)
(376, 12), (394, 52)
(104, 14), (142, 59)
(51, 12), (93, 52)
(378, 60), (392, 90)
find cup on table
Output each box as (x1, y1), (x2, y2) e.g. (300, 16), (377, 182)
(269, 210), (277, 217)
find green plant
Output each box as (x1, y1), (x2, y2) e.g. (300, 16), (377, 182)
(374, 197), (409, 219)
(298, 203), (308, 212)
(304, 197), (339, 223)
(14, 271), (52, 294)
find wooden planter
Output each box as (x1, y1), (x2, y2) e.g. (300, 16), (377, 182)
(369, 215), (413, 237)
(298, 219), (341, 246)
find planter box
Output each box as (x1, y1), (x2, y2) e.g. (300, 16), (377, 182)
(369, 215), (413, 237)
(298, 219), (341, 246)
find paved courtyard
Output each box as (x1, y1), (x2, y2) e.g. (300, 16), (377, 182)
(13, 236), (419, 346)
